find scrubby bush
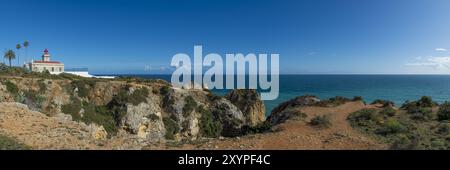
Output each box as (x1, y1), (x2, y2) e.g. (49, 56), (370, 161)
(316, 96), (351, 107)
(0, 134), (30, 150)
(352, 96), (363, 101)
(3, 81), (18, 94)
(128, 87), (149, 105)
(377, 119), (406, 135)
(379, 107), (396, 117)
(348, 109), (379, 127)
(310, 115), (332, 128)
(81, 102), (117, 135)
(390, 135), (419, 150)
(402, 96), (436, 114)
(438, 102), (450, 121)
(159, 86), (170, 95)
(37, 79), (47, 94)
(71, 79), (95, 98)
(151, 88), (159, 94)
(61, 97), (82, 121)
(418, 96), (434, 108)
(182, 96), (197, 117)
(436, 123), (450, 135)
(198, 107), (222, 138)
(163, 117), (180, 140)
(371, 99), (395, 107)
(410, 107), (433, 121)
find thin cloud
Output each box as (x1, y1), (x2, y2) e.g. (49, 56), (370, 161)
(435, 48), (447, 52)
(406, 56), (450, 70)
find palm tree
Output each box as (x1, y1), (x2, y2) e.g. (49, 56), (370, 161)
(4, 49), (16, 67)
(16, 44), (21, 66)
(23, 41), (29, 63)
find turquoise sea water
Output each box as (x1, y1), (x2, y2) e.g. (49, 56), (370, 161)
(105, 75), (450, 116)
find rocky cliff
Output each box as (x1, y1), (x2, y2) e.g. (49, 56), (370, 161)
(0, 75), (266, 148)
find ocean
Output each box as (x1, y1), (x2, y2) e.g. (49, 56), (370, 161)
(102, 75), (450, 116)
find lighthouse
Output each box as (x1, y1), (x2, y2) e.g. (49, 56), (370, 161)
(28, 49), (65, 74)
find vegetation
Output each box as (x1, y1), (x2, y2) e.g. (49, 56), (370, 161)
(315, 96), (353, 107)
(310, 115), (332, 128)
(198, 107), (222, 138)
(437, 102), (450, 121)
(182, 96), (197, 117)
(371, 99), (395, 107)
(159, 86), (170, 95)
(3, 49), (16, 67)
(379, 107), (396, 117)
(128, 87), (149, 105)
(70, 79), (96, 98)
(0, 134), (30, 150)
(3, 80), (18, 94)
(163, 117), (180, 140)
(349, 97), (450, 150)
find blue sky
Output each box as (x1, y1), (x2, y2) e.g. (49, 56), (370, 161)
(1, 0), (450, 74)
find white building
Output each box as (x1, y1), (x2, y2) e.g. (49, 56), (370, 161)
(28, 49), (64, 74)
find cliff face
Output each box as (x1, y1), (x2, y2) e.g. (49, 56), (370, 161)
(0, 76), (266, 148)
(225, 89), (266, 127)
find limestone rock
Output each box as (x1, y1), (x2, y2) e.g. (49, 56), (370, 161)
(225, 89), (265, 127)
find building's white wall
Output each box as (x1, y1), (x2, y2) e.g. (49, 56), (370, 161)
(30, 63), (65, 74)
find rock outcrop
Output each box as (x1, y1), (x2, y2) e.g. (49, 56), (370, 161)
(225, 89), (266, 126)
(0, 76), (272, 148)
(267, 95), (320, 125)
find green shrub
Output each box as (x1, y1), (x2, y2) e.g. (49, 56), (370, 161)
(81, 102), (117, 135)
(71, 79), (95, 98)
(182, 96), (197, 117)
(379, 107), (396, 117)
(410, 107), (433, 121)
(390, 135), (419, 150)
(438, 102), (450, 121)
(371, 99), (395, 107)
(3, 81), (18, 94)
(23, 90), (45, 110)
(128, 87), (149, 105)
(310, 115), (332, 128)
(352, 96), (363, 101)
(316, 96), (351, 107)
(198, 107), (222, 138)
(419, 96), (434, 107)
(151, 88), (159, 94)
(163, 117), (180, 140)
(37, 79), (47, 94)
(61, 97), (82, 121)
(244, 121), (272, 134)
(0, 134), (30, 150)
(147, 114), (160, 121)
(160, 86), (170, 95)
(377, 119), (406, 135)
(436, 123), (450, 135)
(348, 109), (379, 127)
